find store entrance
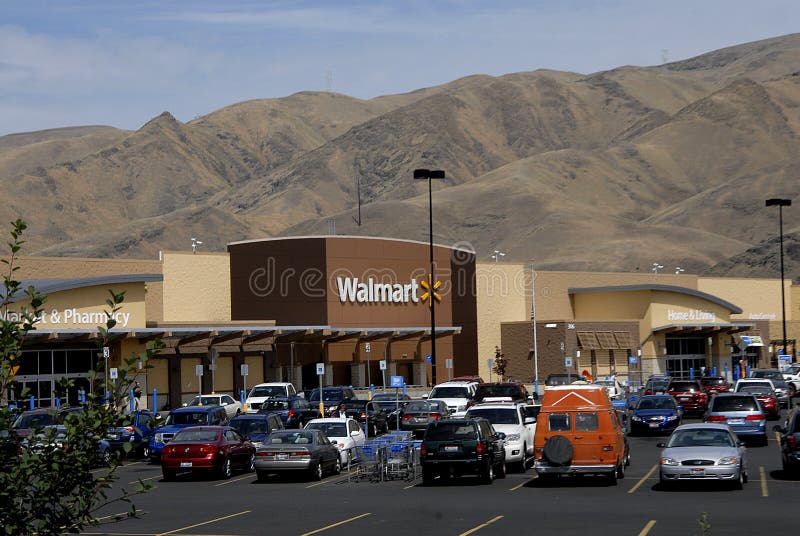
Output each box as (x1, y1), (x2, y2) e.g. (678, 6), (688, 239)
(665, 337), (709, 379)
(9, 348), (96, 407)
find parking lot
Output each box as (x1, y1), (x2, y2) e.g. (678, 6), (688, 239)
(83, 412), (796, 536)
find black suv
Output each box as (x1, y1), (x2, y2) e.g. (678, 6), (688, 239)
(420, 417), (506, 485)
(309, 387), (356, 415)
(468, 382), (531, 409)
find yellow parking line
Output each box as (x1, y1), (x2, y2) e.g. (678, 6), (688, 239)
(638, 520), (657, 536)
(458, 515), (504, 536)
(776, 431), (782, 447)
(154, 509), (251, 536)
(305, 471), (354, 488)
(760, 466), (768, 497)
(509, 477), (536, 491)
(214, 474), (253, 487)
(628, 464), (657, 494)
(300, 513), (372, 536)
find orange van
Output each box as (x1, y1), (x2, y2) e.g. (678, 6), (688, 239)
(533, 385), (630, 483)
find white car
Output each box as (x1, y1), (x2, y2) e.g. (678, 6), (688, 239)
(465, 402), (538, 471)
(184, 394), (242, 419)
(426, 381), (477, 416)
(595, 378), (626, 400)
(304, 417), (366, 465)
(245, 382), (298, 413)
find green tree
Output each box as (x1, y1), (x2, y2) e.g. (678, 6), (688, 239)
(493, 346), (507, 379)
(0, 219), (162, 535)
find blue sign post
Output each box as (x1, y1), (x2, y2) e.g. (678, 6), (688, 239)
(390, 376), (405, 431)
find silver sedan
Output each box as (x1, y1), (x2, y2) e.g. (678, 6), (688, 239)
(658, 423), (747, 488)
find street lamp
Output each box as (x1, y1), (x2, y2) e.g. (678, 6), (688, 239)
(414, 168), (446, 385)
(675, 267), (685, 275)
(652, 263), (663, 274)
(490, 250), (506, 263)
(766, 198), (792, 362)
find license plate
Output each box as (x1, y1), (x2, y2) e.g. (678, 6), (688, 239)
(277, 454), (289, 460)
(729, 418), (744, 424)
(680, 397), (691, 402)
(444, 445), (459, 452)
(649, 423), (660, 429)
(180, 461), (192, 468)
(690, 468), (704, 476)
(107, 434), (119, 440)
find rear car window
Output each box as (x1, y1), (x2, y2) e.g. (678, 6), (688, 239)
(429, 386), (471, 398)
(474, 385), (524, 399)
(700, 378), (727, 386)
(669, 381), (700, 392)
(548, 414), (571, 432)
(711, 396), (758, 412)
(575, 413), (599, 432)
(465, 408), (519, 425)
(425, 423), (477, 441)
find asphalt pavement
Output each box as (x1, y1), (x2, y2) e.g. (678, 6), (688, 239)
(84, 413), (797, 536)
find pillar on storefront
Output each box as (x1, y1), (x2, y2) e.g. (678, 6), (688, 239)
(290, 365), (303, 391)
(412, 362), (428, 387)
(233, 353), (245, 395)
(387, 362), (398, 376)
(350, 363), (365, 388)
(168, 354), (181, 411)
(201, 353), (213, 394)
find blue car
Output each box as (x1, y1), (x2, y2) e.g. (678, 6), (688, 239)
(229, 413), (284, 448)
(148, 405), (228, 462)
(629, 395), (681, 435)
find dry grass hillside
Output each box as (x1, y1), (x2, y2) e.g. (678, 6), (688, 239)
(3, 33), (799, 279)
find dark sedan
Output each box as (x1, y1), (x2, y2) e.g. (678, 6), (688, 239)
(400, 400), (450, 437)
(629, 395), (681, 435)
(254, 429), (341, 481)
(160, 426), (255, 480)
(343, 400), (388, 437)
(229, 413), (284, 448)
(256, 397), (321, 428)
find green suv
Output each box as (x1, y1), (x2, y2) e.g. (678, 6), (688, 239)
(420, 417), (506, 485)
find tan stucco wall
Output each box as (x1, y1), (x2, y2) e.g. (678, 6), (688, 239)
(475, 263), (530, 381)
(162, 252), (231, 322)
(699, 276), (790, 321)
(573, 290), (652, 321)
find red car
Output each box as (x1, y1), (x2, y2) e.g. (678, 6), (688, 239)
(666, 380), (708, 415)
(699, 376), (731, 396)
(737, 386), (779, 420)
(161, 426), (255, 480)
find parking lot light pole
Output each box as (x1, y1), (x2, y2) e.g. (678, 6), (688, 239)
(766, 198), (792, 362)
(414, 168), (445, 385)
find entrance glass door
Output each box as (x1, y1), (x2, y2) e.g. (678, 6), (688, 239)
(666, 356), (707, 379)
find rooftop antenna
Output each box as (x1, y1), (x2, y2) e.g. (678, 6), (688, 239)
(353, 176), (362, 226)
(191, 237), (203, 254)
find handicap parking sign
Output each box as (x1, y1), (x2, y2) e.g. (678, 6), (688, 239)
(390, 375), (404, 388)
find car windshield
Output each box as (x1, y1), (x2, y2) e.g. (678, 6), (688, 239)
(261, 400), (290, 411)
(466, 408), (519, 425)
(752, 370), (783, 380)
(230, 419), (268, 435)
(545, 375), (574, 386)
(667, 428), (735, 448)
(711, 396), (759, 412)
(187, 396), (221, 406)
(267, 431), (314, 445)
(475, 385), (522, 399)
(738, 386), (773, 396)
(429, 387), (470, 398)
(736, 382), (772, 392)
(344, 401), (368, 410)
(309, 389), (344, 402)
(425, 423), (477, 441)
(637, 398), (676, 410)
(700, 378), (727, 386)
(305, 422), (347, 437)
(405, 401), (441, 412)
(646, 380), (669, 390)
(249, 386), (286, 398)
(373, 394), (406, 401)
(172, 429), (220, 442)
(12, 412), (55, 429)
(595, 380), (615, 387)
(165, 412), (209, 425)
(669, 382), (699, 392)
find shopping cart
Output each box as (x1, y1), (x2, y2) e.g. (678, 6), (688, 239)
(384, 441), (419, 481)
(352, 443), (386, 482)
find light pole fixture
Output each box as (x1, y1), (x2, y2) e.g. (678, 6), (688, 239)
(491, 250), (506, 263)
(675, 267), (685, 275)
(414, 168), (446, 385)
(652, 263), (663, 274)
(766, 198), (792, 362)
(191, 237), (203, 254)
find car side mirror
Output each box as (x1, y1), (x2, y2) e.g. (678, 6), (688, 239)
(656, 442), (666, 448)
(495, 432), (506, 440)
(524, 417), (537, 425)
(422, 394), (429, 400)
(331, 440), (338, 445)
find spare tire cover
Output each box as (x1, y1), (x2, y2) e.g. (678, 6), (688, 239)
(543, 435), (574, 467)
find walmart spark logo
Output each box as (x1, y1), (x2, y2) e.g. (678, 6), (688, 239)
(420, 276), (442, 307)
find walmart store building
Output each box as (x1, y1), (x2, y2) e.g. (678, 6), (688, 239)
(4, 236), (797, 409)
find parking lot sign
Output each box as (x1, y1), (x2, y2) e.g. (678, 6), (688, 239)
(316, 362), (325, 376)
(241, 364), (249, 376)
(109, 367), (118, 380)
(628, 355), (637, 365)
(390, 375), (404, 388)
(195, 364), (203, 377)
(379, 360), (387, 370)
(565, 357), (573, 368)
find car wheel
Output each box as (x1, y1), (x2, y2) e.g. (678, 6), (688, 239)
(219, 457), (232, 479)
(162, 469), (176, 481)
(422, 466), (435, 486)
(658, 471), (670, 489)
(625, 450), (631, 467)
(734, 470), (745, 490)
(236, 409), (242, 416)
(247, 453), (255, 473)
(742, 467), (748, 484)
(309, 461), (323, 481)
(256, 470), (269, 482)
(496, 461), (507, 479)
(616, 460), (625, 479)
(481, 462), (494, 484)
(333, 458), (342, 475)
(607, 468), (618, 486)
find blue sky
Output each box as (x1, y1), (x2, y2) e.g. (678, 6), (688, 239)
(1, 0), (799, 135)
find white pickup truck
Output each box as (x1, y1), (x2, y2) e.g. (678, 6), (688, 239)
(782, 364), (800, 393)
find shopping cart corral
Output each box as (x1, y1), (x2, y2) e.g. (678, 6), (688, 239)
(347, 432), (420, 483)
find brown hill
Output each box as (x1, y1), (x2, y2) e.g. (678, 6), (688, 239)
(3, 33), (800, 280)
